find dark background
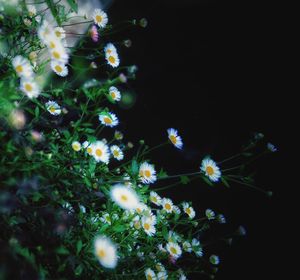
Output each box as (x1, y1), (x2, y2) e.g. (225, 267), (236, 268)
(107, 0), (284, 279)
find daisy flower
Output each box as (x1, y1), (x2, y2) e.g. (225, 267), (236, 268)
(100, 213), (111, 225)
(157, 271), (168, 280)
(205, 209), (215, 220)
(114, 130), (124, 140)
(54, 27), (66, 40)
(45, 33), (61, 50)
(20, 79), (40, 98)
(99, 112), (119, 127)
(155, 263), (166, 273)
(92, 9), (108, 28)
(217, 214), (226, 224)
(192, 238), (203, 257)
(139, 162), (157, 184)
(27, 5), (36, 17)
(149, 191), (162, 206)
(50, 45), (69, 64)
(105, 47), (120, 68)
(94, 236), (117, 269)
(86, 143), (95, 155)
(109, 86), (121, 102)
(82, 141), (89, 149)
(51, 60), (68, 77)
(200, 158), (221, 182)
(110, 184), (139, 210)
(110, 145), (124, 160)
(166, 242), (182, 260)
(182, 202), (195, 219)
(92, 140), (110, 164)
(135, 203), (149, 215)
(45, 101), (61, 115)
(104, 42), (117, 56)
(12, 56), (33, 78)
(183, 241), (192, 253)
(145, 268), (157, 280)
(141, 216), (156, 236)
(161, 198), (173, 213)
(209, 255), (220, 265)
(173, 205), (181, 215)
(267, 142), (277, 152)
(167, 128), (183, 149)
(38, 20), (53, 44)
(71, 141), (81, 152)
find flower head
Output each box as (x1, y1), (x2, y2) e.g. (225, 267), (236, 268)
(72, 141), (81, 152)
(51, 61), (68, 77)
(104, 43), (117, 56)
(167, 128), (183, 149)
(139, 162), (157, 184)
(54, 27), (66, 40)
(161, 198), (173, 213)
(46, 101), (61, 115)
(110, 184), (139, 210)
(205, 209), (215, 220)
(92, 140), (110, 164)
(20, 79), (40, 98)
(94, 236), (117, 269)
(99, 112), (119, 127)
(141, 216), (156, 236)
(145, 268), (157, 280)
(200, 158), (221, 182)
(182, 202), (195, 219)
(149, 191), (162, 206)
(12, 56), (33, 78)
(109, 86), (121, 102)
(92, 9), (108, 28)
(104, 43), (120, 68)
(110, 145), (124, 161)
(166, 242), (182, 260)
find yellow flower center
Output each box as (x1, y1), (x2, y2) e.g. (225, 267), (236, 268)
(16, 65), (23, 73)
(25, 83), (33, 92)
(72, 144), (80, 151)
(151, 196), (157, 202)
(108, 56), (116, 64)
(49, 41), (56, 49)
(110, 92), (116, 99)
(87, 147), (92, 154)
(169, 135), (177, 144)
(144, 223), (150, 230)
(52, 51), (60, 60)
(121, 194), (128, 202)
(95, 149), (103, 157)
(165, 203), (171, 210)
(49, 106), (56, 113)
(104, 116), (112, 124)
(113, 150), (119, 157)
(206, 166), (214, 176)
(97, 249), (106, 258)
(170, 247), (177, 255)
(55, 65), (63, 73)
(95, 15), (103, 23)
(55, 30), (61, 38)
(134, 221), (140, 229)
(144, 170), (151, 178)
(147, 275), (152, 280)
(186, 208), (191, 215)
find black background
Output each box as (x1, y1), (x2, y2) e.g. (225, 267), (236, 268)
(107, 0), (284, 279)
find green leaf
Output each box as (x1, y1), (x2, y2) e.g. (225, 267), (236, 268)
(202, 176), (214, 187)
(180, 175), (190, 185)
(76, 240), (83, 255)
(66, 0), (78, 13)
(112, 224), (126, 232)
(158, 169), (168, 179)
(131, 159), (139, 175)
(75, 264), (83, 276)
(56, 246), (70, 255)
(35, 106), (39, 118)
(46, 0), (61, 26)
(221, 177), (230, 188)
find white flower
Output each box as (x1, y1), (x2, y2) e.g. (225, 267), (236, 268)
(92, 9), (108, 28)
(104, 43), (117, 56)
(71, 141), (81, 152)
(99, 112), (119, 127)
(155, 263), (166, 273)
(100, 213), (111, 225)
(20, 78), (40, 98)
(110, 184), (139, 210)
(139, 162), (157, 184)
(149, 191), (162, 206)
(82, 141), (89, 149)
(135, 203), (149, 215)
(141, 216), (156, 236)
(114, 130), (124, 140)
(178, 271), (187, 280)
(54, 27), (66, 39)
(110, 145), (124, 160)
(38, 20), (53, 45)
(45, 101), (61, 115)
(217, 214), (226, 224)
(86, 143), (95, 155)
(109, 86), (121, 102)
(50, 45), (69, 64)
(205, 209), (215, 220)
(157, 271), (168, 280)
(183, 241), (192, 253)
(182, 202), (195, 219)
(92, 140), (110, 164)
(166, 242), (182, 259)
(145, 268), (157, 280)
(27, 5), (36, 17)
(51, 60), (68, 77)
(192, 238), (203, 257)
(267, 142), (277, 152)
(173, 205), (181, 215)
(209, 255), (220, 265)
(105, 46), (120, 68)
(94, 236), (117, 269)
(161, 198), (173, 213)
(12, 55), (33, 78)
(167, 128), (183, 149)
(200, 158), (221, 182)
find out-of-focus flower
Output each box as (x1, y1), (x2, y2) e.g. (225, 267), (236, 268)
(94, 236), (117, 269)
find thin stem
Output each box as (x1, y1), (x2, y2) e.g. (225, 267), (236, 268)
(227, 176), (270, 195)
